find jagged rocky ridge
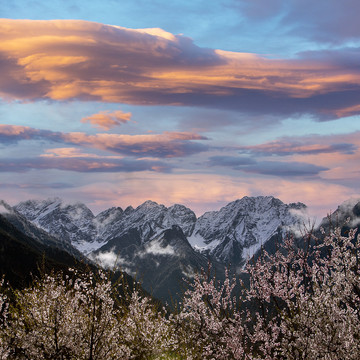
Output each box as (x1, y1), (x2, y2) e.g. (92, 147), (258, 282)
(13, 196), (309, 302)
(10, 196), (360, 303)
(14, 196), (306, 264)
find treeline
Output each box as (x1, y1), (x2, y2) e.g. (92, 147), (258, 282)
(1, 225), (360, 359)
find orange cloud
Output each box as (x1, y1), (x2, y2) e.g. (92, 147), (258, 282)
(62, 131), (209, 157)
(40, 147), (124, 159)
(81, 110), (132, 130)
(0, 124), (35, 136)
(0, 124), (208, 158)
(333, 104), (360, 118)
(1, 19), (360, 118)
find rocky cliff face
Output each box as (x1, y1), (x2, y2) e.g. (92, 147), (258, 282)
(14, 198), (97, 249)
(190, 196), (306, 264)
(94, 200), (197, 245)
(15, 196), (307, 266)
(15, 198), (198, 254)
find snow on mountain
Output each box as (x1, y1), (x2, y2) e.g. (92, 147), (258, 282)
(14, 198), (197, 253)
(191, 196), (307, 264)
(12, 195), (311, 302)
(95, 207), (124, 228)
(92, 200), (197, 246)
(164, 204), (197, 236)
(10, 195), (360, 304)
(15, 198), (97, 250)
(14, 196), (307, 266)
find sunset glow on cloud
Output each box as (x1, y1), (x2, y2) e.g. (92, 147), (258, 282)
(81, 110), (132, 130)
(1, 19), (360, 119)
(0, 0), (359, 218)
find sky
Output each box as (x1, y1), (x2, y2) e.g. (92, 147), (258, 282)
(0, 0), (359, 220)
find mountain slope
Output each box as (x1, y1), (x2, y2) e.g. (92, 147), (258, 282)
(92, 225), (223, 303)
(14, 198), (198, 253)
(14, 196), (308, 268)
(14, 195), (308, 302)
(1, 200), (84, 259)
(190, 196), (306, 265)
(0, 212), (87, 287)
(14, 198), (98, 252)
(318, 198), (360, 236)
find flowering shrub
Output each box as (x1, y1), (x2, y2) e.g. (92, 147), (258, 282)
(176, 267), (248, 359)
(0, 278), (9, 360)
(0, 225), (359, 359)
(175, 225), (360, 359)
(6, 270), (129, 359)
(119, 290), (176, 359)
(246, 226), (360, 359)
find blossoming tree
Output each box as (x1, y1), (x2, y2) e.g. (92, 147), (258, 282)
(0, 224), (359, 359)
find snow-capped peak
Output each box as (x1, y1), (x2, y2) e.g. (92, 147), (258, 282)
(191, 196), (307, 263)
(14, 198), (97, 248)
(15, 195), (308, 266)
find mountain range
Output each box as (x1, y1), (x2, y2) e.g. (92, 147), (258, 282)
(1, 195), (360, 303)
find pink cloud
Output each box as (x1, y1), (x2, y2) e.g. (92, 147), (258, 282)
(81, 110), (132, 130)
(40, 147), (124, 159)
(236, 132), (360, 191)
(0, 19), (360, 119)
(0, 158), (356, 221)
(0, 124), (38, 138)
(0, 155), (172, 173)
(0, 124), (208, 158)
(59, 131), (209, 157)
(238, 135), (358, 156)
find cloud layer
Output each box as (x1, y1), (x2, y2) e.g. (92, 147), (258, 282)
(0, 156), (172, 173)
(1, 19), (360, 119)
(208, 156), (328, 177)
(0, 15), (358, 222)
(238, 137), (357, 156)
(0, 124), (208, 158)
(81, 110), (132, 130)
